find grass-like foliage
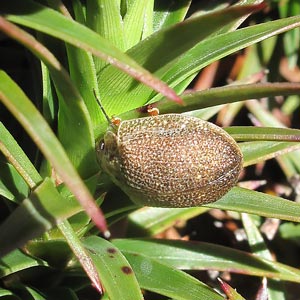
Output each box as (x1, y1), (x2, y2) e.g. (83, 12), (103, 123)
(1, 0), (300, 299)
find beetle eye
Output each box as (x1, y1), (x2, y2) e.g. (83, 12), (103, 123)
(99, 140), (105, 151)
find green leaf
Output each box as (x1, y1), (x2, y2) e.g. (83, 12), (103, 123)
(58, 221), (102, 293)
(178, 82), (300, 113)
(0, 289), (21, 299)
(123, 0), (152, 49)
(0, 179), (14, 201)
(0, 15), (97, 177)
(242, 214), (273, 259)
(218, 278), (246, 300)
(246, 99), (300, 177)
(156, 15), (300, 100)
(113, 238), (300, 283)
(0, 249), (47, 278)
(67, 1), (103, 136)
(0, 162), (29, 203)
(241, 141), (300, 167)
(0, 122), (42, 187)
(83, 236), (144, 300)
(207, 187), (300, 222)
(242, 214), (286, 299)
(123, 252), (224, 300)
(0, 70), (107, 236)
(21, 286), (47, 300)
(280, 223), (300, 246)
(119, 82), (300, 120)
(26, 239), (73, 269)
(128, 207), (209, 236)
(153, 0), (191, 32)
(86, 0), (125, 51)
(2, 0), (180, 104)
(227, 126), (300, 142)
(141, 0), (154, 39)
(66, 42), (102, 138)
(279, 0), (300, 68)
(0, 178), (80, 256)
(99, 4), (264, 115)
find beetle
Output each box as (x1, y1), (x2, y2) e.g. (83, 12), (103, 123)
(97, 113), (243, 207)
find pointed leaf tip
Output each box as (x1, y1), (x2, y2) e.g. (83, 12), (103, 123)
(218, 278), (232, 295)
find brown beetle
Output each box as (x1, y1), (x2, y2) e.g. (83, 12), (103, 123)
(97, 114), (243, 207)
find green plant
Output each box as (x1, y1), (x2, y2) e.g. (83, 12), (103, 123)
(1, 0), (300, 299)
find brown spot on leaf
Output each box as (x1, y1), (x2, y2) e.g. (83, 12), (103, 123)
(107, 248), (116, 254)
(121, 266), (133, 275)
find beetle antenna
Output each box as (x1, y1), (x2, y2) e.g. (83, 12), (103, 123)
(93, 89), (112, 124)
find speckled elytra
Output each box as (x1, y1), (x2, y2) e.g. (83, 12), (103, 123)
(97, 114), (243, 207)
